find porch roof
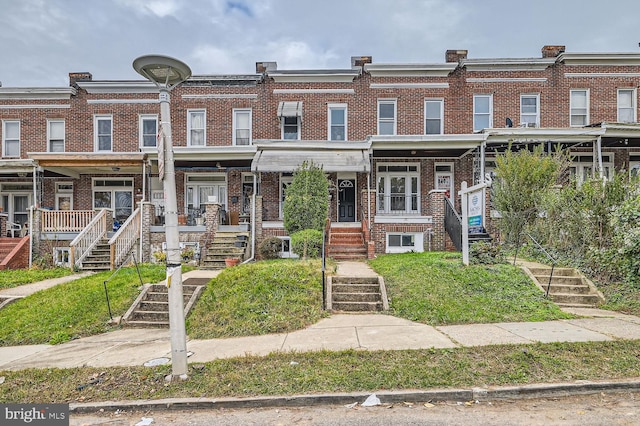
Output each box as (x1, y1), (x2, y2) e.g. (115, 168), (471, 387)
(28, 152), (148, 178)
(0, 159), (37, 174)
(251, 141), (371, 173)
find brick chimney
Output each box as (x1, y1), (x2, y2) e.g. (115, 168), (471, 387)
(69, 72), (92, 86)
(541, 45), (566, 58)
(351, 55), (373, 69)
(446, 49), (468, 63)
(255, 61), (277, 73)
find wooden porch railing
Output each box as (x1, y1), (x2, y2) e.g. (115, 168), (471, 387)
(108, 207), (141, 270)
(69, 209), (111, 270)
(41, 210), (95, 232)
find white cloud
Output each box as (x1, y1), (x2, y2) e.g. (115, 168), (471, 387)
(115, 0), (182, 17)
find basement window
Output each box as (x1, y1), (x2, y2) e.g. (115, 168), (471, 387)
(53, 248), (70, 267)
(386, 232), (424, 254)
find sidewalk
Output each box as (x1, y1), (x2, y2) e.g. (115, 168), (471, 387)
(1, 264), (640, 371)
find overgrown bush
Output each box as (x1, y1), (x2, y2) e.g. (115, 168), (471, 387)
(283, 161), (329, 234)
(258, 237), (283, 260)
(469, 241), (505, 265)
(291, 229), (323, 259)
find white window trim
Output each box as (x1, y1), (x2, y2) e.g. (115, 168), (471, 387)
(570, 153), (615, 184)
(376, 163), (420, 215)
(91, 178), (134, 219)
(46, 119), (65, 153)
(617, 88), (637, 123)
(281, 116), (301, 140)
(434, 162), (454, 196)
(93, 114), (113, 152)
(473, 94), (493, 132)
(2, 120), (20, 158)
(279, 173), (293, 219)
(277, 236), (298, 258)
(328, 103), (348, 141)
(139, 114), (158, 148)
(570, 89), (590, 127)
(185, 173), (227, 212)
(424, 98), (444, 135)
(386, 232), (424, 253)
(630, 154), (640, 178)
(377, 99), (397, 135)
(187, 109), (206, 146)
(520, 93), (540, 127)
(233, 108), (252, 146)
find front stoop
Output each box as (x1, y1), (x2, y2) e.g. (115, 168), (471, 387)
(121, 278), (205, 328)
(328, 227), (367, 260)
(80, 239), (111, 271)
(521, 265), (606, 308)
(327, 276), (389, 312)
(200, 231), (249, 270)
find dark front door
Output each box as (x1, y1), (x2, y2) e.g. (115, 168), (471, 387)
(338, 179), (356, 222)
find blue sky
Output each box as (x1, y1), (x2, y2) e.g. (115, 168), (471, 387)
(1, 0), (640, 87)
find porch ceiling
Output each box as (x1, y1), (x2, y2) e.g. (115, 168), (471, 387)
(252, 145), (371, 173)
(28, 152), (148, 178)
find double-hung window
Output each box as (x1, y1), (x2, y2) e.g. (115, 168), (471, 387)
(2, 120), (20, 157)
(233, 109), (252, 145)
(376, 164), (420, 214)
(328, 104), (347, 141)
(94, 115), (112, 152)
(140, 115), (158, 148)
(425, 99), (443, 135)
(520, 94), (539, 127)
(378, 99), (397, 135)
(473, 95), (492, 131)
(188, 109), (206, 146)
(47, 120), (65, 152)
(618, 89), (636, 123)
(278, 101), (302, 140)
(570, 89), (589, 126)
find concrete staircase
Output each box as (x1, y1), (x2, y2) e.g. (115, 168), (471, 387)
(328, 227), (367, 260)
(81, 238), (111, 271)
(122, 277), (206, 328)
(200, 231), (249, 269)
(524, 264), (605, 308)
(328, 276), (388, 312)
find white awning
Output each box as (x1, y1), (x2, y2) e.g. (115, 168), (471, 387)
(277, 101), (303, 118)
(252, 146), (370, 173)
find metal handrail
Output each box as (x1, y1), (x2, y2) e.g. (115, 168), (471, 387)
(524, 232), (557, 298)
(444, 196), (462, 252)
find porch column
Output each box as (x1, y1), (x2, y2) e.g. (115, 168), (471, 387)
(429, 190), (447, 251)
(254, 195), (264, 243)
(204, 202), (221, 242)
(140, 202), (154, 263)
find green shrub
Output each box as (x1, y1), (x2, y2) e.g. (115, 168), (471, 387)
(291, 229), (323, 259)
(258, 237), (283, 260)
(470, 241), (505, 265)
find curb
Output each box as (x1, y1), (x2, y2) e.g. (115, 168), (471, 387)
(70, 379), (640, 413)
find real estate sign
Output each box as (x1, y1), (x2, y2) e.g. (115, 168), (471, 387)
(467, 190), (484, 233)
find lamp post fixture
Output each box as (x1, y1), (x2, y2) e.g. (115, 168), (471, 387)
(133, 55), (192, 380)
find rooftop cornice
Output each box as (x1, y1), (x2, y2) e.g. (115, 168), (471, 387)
(267, 69), (360, 83)
(76, 81), (159, 94)
(558, 52), (640, 66)
(367, 134), (485, 150)
(462, 58), (556, 72)
(253, 140), (371, 150)
(0, 87), (76, 100)
(364, 63), (456, 77)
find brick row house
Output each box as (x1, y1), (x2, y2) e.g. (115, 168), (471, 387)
(1, 45), (640, 269)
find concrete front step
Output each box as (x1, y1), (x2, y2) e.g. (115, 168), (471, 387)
(331, 301), (383, 312)
(543, 283), (593, 295)
(332, 283), (381, 293)
(534, 275), (584, 285)
(333, 292), (381, 303)
(550, 293), (604, 306)
(529, 267), (578, 277)
(123, 282), (204, 328)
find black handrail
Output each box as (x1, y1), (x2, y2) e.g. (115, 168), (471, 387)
(321, 219), (328, 310)
(444, 197), (462, 252)
(524, 232), (556, 298)
(103, 252), (144, 320)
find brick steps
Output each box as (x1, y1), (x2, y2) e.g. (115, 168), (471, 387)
(328, 227), (367, 261)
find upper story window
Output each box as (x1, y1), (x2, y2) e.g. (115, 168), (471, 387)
(570, 89), (589, 126)
(425, 99), (444, 135)
(94, 115), (112, 152)
(520, 94), (540, 127)
(2, 120), (20, 158)
(140, 115), (158, 148)
(378, 99), (397, 135)
(473, 95), (492, 132)
(278, 101), (302, 140)
(328, 104), (347, 141)
(188, 109), (206, 146)
(233, 109), (252, 146)
(618, 89), (636, 123)
(47, 119), (65, 152)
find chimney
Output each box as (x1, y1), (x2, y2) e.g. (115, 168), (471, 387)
(351, 55), (373, 69)
(542, 45), (565, 58)
(255, 61), (277, 73)
(446, 49), (468, 63)
(69, 72), (92, 86)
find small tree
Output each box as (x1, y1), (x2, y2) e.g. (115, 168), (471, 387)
(283, 161), (329, 234)
(492, 144), (568, 251)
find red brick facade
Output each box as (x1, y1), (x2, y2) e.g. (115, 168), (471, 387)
(2, 45), (640, 263)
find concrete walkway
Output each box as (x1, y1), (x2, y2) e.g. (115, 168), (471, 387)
(1, 263), (640, 371)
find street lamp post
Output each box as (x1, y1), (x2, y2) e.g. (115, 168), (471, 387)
(133, 55), (192, 380)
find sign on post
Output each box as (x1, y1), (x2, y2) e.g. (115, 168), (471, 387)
(460, 181), (489, 266)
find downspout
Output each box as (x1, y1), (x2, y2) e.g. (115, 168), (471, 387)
(367, 151), (372, 237)
(480, 140), (486, 183)
(29, 164), (37, 268)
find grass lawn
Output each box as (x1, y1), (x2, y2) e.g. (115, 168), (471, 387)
(369, 252), (572, 325)
(0, 268), (73, 290)
(1, 340), (638, 403)
(187, 259), (328, 338)
(0, 264), (166, 346)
